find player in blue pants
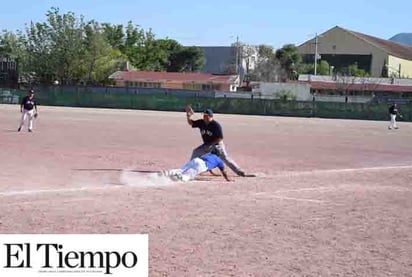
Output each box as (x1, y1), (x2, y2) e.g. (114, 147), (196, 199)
(161, 153), (232, 182)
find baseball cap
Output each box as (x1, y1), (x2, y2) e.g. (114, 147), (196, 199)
(203, 109), (213, 116)
(29, 89), (34, 94)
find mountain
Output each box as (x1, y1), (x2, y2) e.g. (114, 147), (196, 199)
(389, 33), (412, 47)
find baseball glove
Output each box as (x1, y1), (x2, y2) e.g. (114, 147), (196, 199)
(211, 145), (224, 156)
(185, 104), (194, 116)
(34, 113), (38, 119)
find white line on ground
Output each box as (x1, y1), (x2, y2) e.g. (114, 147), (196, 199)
(268, 164), (412, 177)
(1, 164), (410, 199)
(255, 195), (326, 203)
(1, 197), (97, 206)
(0, 185), (121, 197)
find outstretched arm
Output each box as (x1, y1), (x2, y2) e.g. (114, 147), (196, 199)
(220, 168), (232, 182)
(185, 104), (194, 126)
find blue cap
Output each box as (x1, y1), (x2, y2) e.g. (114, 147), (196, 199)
(203, 109), (213, 116)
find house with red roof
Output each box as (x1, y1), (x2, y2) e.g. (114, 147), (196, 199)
(108, 71), (240, 92)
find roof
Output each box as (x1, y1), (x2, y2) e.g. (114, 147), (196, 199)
(109, 71), (238, 84)
(309, 81), (412, 93)
(341, 27), (412, 60)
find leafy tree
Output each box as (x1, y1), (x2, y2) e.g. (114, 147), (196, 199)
(168, 46), (204, 72)
(347, 64), (369, 77)
(249, 44), (281, 82)
(81, 21), (126, 85)
(317, 60), (331, 75)
(0, 7), (206, 85)
(0, 30), (29, 78)
(102, 23), (124, 50)
(275, 44), (302, 80)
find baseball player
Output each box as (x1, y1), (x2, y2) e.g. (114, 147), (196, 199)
(18, 89), (38, 132)
(160, 153), (231, 182)
(388, 103), (399, 130)
(185, 105), (246, 177)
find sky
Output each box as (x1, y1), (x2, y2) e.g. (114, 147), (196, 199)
(1, 0), (410, 48)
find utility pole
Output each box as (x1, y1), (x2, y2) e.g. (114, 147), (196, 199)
(314, 33), (318, 76)
(235, 36), (239, 75)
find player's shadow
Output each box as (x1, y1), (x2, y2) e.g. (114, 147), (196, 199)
(72, 168), (160, 173)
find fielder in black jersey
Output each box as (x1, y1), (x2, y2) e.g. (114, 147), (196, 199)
(388, 103), (399, 130)
(18, 90), (38, 132)
(185, 105), (246, 177)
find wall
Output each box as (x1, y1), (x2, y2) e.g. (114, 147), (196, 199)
(251, 82), (311, 101)
(2, 88), (411, 122)
(388, 55), (412, 78)
(314, 95), (372, 103)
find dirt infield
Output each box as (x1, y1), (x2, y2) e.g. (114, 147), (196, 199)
(1, 104), (412, 276)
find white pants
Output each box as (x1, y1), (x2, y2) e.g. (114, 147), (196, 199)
(19, 109), (35, 130)
(389, 114), (398, 129)
(191, 141), (243, 175)
(164, 158), (208, 182)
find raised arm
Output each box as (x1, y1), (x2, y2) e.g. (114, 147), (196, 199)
(185, 104), (194, 126)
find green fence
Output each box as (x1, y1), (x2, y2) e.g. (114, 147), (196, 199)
(1, 88), (410, 121)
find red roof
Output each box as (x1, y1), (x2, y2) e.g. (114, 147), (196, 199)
(110, 71), (237, 84)
(310, 81), (412, 92)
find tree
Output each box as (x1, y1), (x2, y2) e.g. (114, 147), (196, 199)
(81, 21), (126, 85)
(0, 30), (29, 80)
(168, 46), (204, 72)
(102, 23), (124, 50)
(316, 60), (330, 75)
(249, 44), (281, 82)
(275, 44), (302, 80)
(23, 7), (86, 84)
(0, 7), (206, 85)
(347, 64), (369, 77)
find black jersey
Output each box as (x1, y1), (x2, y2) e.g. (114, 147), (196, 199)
(21, 96), (36, 111)
(192, 120), (223, 144)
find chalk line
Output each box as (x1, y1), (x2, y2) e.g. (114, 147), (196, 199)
(0, 185), (120, 197)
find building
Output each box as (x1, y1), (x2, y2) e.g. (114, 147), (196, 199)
(298, 26), (412, 78)
(0, 57), (18, 87)
(250, 75), (412, 103)
(200, 46), (259, 76)
(109, 71), (240, 92)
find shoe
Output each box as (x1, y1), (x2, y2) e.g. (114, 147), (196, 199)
(394, 127), (399, 129)
(170, 173), (183, 181)
(17, 127), (21, 132)
(238, 171), (246, 177)
(28, 129), (32, 132)
(159, 170), (169, 177)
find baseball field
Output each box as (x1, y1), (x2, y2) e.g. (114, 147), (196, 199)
(0, 104), (411, 276)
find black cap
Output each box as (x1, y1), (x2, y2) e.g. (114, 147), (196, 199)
(29, 89), (34, 94)
(203, 109), (213, 116)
